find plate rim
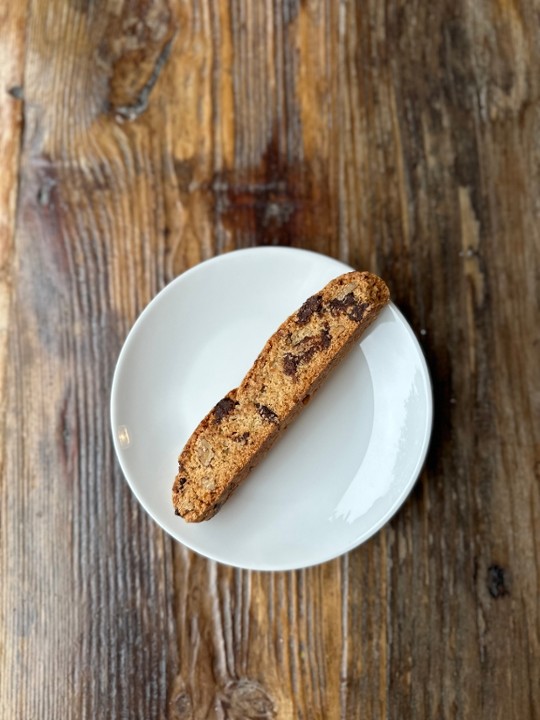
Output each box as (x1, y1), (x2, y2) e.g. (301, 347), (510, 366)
(111, 247), (433, 570)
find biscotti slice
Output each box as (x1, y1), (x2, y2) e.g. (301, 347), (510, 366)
(172, 271), (390, 522)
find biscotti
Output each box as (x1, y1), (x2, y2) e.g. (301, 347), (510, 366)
(172, 271), (390, 522)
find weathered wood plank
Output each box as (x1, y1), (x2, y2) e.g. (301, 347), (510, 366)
(0, 0), (27, 426)
(1, 1), (181, 718)
(0, 1), (30, 717)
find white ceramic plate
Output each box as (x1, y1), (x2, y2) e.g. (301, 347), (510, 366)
(111, 247), (432, 570)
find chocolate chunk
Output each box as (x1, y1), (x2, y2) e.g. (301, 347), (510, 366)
(328, 292), (367, 322)
(320, 326), (331, 349)
(296, 294), (323, 324)
(173, 476), (188, 494)
(213, 396), (238, 423)
(283, 353), (299, 376)
(174, 508), (180, 516)
(301, 346), (318, 366)
(257, 404), (279, 423)
(232, 431), (251, 444)
(348, 302), (368, 322)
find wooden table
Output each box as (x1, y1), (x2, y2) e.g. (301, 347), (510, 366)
(1, 1), (538, 718)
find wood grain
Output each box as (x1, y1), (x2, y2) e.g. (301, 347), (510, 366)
(1, 1), (539, 718)
(0, 0), (27, 439)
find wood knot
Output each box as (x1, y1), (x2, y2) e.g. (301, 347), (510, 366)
(102, 0), (177, 120)
(168, 676), (193, 720)
(37, 175), (58, 208)
(7, 85), (24, 100)
(487, 564), (509, 599)
(218, 678), (276, 719)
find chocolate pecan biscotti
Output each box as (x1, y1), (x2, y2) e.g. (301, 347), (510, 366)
(172, 271), (390, 522)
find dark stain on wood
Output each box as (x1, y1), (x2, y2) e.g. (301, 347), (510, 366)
(212, 136), (332, 248)
(212, 138), (298, 246)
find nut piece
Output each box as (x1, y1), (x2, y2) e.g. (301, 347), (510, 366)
(197, 438), (214, 466)
(337, 281), (358, 300)
(290, 327), (313, 346)
(202, 476), (216, 492)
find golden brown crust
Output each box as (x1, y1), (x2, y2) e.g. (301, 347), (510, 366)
(172, 271), (390, 522)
